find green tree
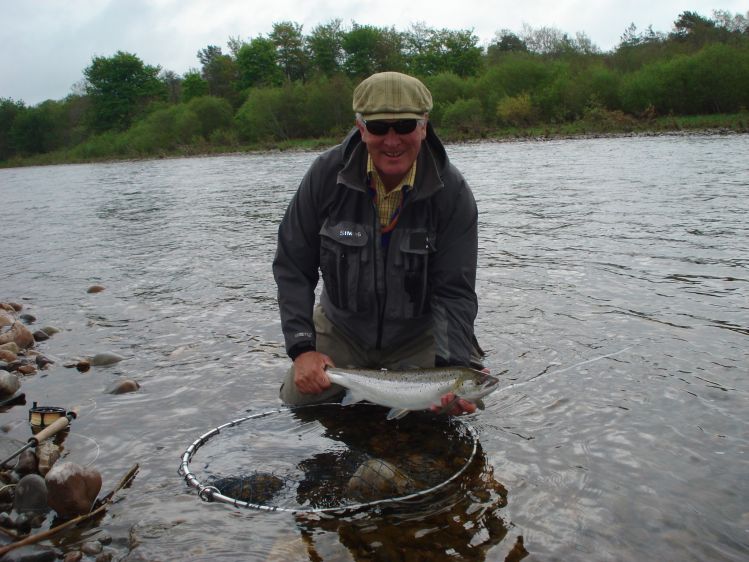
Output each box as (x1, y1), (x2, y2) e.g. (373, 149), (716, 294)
(83, 51), (166, 132)
(9, 100), (68, 155)
(197, 45), (239, 103)
(270, 21), (309, 81)
(0, 98), (25, 160)
(236, 37), (283, 89)
(405, 25), (483, 77)
(343, 24), (405, 77)
(181, 70), (209, 102)
(307, 19), (344, 76)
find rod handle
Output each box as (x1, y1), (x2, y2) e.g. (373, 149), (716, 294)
(29, 408), (78, 445)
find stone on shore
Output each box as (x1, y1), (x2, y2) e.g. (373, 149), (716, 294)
(13, 474), (49, 514)
(0, 321), (35, 349)
(87, 285), (105, 294)
(0, 371), (21, 396)
(45, 462), (102, 518)
(0, 349), (17, 362)
(0, 342), (20, 354)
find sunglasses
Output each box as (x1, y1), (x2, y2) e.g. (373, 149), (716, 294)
(363, 119), (422, 135)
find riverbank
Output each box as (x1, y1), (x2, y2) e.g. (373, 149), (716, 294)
(2, 112), (747, 169)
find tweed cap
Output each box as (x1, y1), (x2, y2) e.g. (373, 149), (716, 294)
(353, 72), (433, 120)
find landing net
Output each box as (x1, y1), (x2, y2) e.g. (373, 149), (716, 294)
(178, 403), (478, 514)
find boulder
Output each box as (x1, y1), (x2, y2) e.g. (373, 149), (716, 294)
(13, 474), (48, 514)
(45, 462), (102, 518)
(33, 330), (49, 342)
(0, 321), (35, 349)
(0, 342), (20, 354)
(0, 371), (21, 396)
(87, 285), (105, 294)
(0, 349), (17, 362)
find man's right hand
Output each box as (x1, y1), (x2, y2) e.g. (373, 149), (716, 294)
(293, 351), (334, 394)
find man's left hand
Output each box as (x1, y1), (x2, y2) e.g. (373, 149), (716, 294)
(431, 392), (477, 416)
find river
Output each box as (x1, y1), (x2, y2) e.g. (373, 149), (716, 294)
(1, 133), (747, 561)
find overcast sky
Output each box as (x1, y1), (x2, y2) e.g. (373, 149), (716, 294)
(2, 0), (746, 105)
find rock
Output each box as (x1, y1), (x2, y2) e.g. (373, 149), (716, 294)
(81, 541), (103, 555)
(8, 303), (23, 312)
(347, 458), (416, 501)
(64, 552), (83, 562)
(19, 313), (37, 324)
(15, 450), (39, 476)
(0, 361), (9, 372)
(17, 364), (37, 376)
(106, 379), (140, 394)
(0, 312), (13, 327)
(95, 552), (113, 562)
(40, 326), (61, 336)
(2, 545), (58, 561)
(0, 322), (35, 349)
(90, 352), (125, 366)
(0, 303), (15, 312)
(45, 462), (102, 518)
(36, 441), (61, 476)
(0, 342), (20, 354)
(32, 330), (49, 342)
(76, 360), (91, 373)
(0, 371), (21, 396)
(87, 285), (105, 294)
(0, 349), (17, 362)
(35, 354), (54, 369)
(13, 474), (48, 514)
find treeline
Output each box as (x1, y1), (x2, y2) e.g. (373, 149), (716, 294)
(1, 10), (748, 164)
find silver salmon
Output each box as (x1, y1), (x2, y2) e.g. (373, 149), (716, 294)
(325, 366), (499, 420)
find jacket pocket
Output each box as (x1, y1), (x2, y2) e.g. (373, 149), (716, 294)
(389, 229), (436, 318)
(319, 220), (370, 312)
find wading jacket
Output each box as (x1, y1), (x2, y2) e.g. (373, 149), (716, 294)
(273, 123), (479, 367)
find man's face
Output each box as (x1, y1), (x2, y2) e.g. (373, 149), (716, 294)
(356, 118), (427, 189)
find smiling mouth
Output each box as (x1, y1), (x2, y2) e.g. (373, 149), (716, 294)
(384, 151), (404, 158)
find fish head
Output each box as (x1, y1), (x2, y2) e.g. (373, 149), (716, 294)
(453, 369), (500, 402)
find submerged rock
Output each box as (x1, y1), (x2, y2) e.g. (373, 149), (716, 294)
(90, 352), (125, 366)
(106, 379), (140, 394)
(347, 458), (417, 501)
(87, 285), (105, 294)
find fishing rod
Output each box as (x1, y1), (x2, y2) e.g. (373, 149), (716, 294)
(0, 406), (78, 469)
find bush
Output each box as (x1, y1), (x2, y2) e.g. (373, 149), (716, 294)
(125, 104), (200, 153)
(496, 94), (537, 126)
(441, 98), (484, 134)
(186, 96), (233, 138)
(235, 83), (308, 143)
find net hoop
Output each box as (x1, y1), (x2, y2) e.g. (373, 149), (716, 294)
(178, 403), (479, 514)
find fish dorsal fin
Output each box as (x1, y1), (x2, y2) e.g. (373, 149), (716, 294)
(341, 389), (363, 407)
(386, 408), (410, 421)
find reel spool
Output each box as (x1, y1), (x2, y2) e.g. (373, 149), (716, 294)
(29, 403), (68, 434)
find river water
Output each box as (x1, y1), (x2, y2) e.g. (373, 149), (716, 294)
(1, 134), (747, 561)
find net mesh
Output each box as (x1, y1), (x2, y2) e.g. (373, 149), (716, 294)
(180, 404), (477, 513)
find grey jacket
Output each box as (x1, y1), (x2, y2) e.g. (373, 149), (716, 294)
(273, 123), (479, 366)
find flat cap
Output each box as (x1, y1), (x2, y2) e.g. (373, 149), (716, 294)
(353, 72), (433, 120)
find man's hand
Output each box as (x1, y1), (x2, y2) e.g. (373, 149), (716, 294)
(293, 351), (334, 394)
(431, 392), (477, 416)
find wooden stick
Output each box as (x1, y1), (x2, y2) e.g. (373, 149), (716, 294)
(0, 463), (139, 556)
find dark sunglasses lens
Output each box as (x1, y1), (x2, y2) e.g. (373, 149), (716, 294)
(365, 120), (419, 135)
(393, 120), (418, 134)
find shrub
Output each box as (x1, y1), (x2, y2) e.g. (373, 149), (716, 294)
(496, 93), (537, 127)
(441, 98), (484, 134)
(186, 96), (233, 138)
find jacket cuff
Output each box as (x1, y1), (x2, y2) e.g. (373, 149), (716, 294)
(289, 342), (316, 361)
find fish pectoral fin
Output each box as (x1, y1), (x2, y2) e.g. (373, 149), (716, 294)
(386, 408), (411, 421)
(341, 390), (364, 407)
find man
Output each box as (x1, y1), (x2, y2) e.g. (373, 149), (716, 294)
(273, 71), (483, 415)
